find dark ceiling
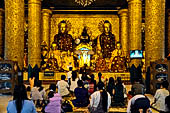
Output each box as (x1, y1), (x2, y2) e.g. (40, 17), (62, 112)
(0, 0), (170, 11)
(41, 0), (127, 10)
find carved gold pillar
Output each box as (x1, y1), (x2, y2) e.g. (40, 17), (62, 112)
(41, 9), (52, 48)
(5, 0), (24, 69)
(168, 9), (170, 55)
(128, 0), (142, 67)
(0, 8), (4, 57)
(145, 0), (165, 67)
(118, 9), (129, 57)
(28, 0), (41, 67)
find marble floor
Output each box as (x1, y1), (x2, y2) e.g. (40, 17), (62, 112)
(0, 85), (159, 113)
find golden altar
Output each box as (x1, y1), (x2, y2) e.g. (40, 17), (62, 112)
(23, 72), (130, 82)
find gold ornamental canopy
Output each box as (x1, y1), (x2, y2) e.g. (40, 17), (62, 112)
(75, 0), (96, 7)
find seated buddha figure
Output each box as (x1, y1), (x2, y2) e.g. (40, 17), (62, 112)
(49, 42), (62, 68)
(54, 20), (74, 52)
(62, 50), (75, 71)
(95, 52), (107, 72)
(41, 49), (49, 70)
(80, 26), (90, 44)
(48, 53), (59, 71)
(40, 42), (49, 70)
(109, 42), (122, 69)
(111, 50), (126, 72)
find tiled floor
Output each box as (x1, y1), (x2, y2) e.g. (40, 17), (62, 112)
(0, 85), (159, 113)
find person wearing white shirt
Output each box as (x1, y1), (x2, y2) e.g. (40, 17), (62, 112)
(152, 81), (169, 113)
(89, 82), (111, 113)
(69, 71), (78, 92)
(57, 75), (70, 97)
(127, 94), (152, 113)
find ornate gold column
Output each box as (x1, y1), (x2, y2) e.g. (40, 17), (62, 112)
(0, 8), (4, 57)
(168, 9), (170, 55)
(145, 0), (165, 67)
(28, 0), (41, 67)
(128, 0), (142, 67)
(41, 9), (52, 48)
(5, 0), (24, 69)
(118, 9), (129, 57)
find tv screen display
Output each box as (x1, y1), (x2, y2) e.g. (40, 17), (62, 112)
(130, 50), (144, 59)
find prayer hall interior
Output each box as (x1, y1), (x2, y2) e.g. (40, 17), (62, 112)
(0, 0), (170, 113)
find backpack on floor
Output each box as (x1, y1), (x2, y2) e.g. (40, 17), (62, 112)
(61, 100), (73, 112)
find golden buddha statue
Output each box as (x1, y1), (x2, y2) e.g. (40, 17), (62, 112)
(48, 53), (59, 71)
(61, 50), (75, 71)
(111, 50), (126, 72)
(40, 41), (49, 70)
(54, 20), (74, 52)
(49, 42), (62, 68)
(97, 20), (116, 59)
(95, 52), (108, 72)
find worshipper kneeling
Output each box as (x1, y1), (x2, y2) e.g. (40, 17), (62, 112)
(45, 92), (62, 113)
(31, 80), (46, 107)
(112, 77), (125, 106)
(88, 82), (111, 113)
(7, 84), (37, 113)
(151, 81), (169, 113)
(72, 80), (89, 107)
(127, 94), (152, 113)
(57, 75), (70, 97)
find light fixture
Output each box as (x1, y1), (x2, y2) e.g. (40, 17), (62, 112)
(75, 0), (96, 7)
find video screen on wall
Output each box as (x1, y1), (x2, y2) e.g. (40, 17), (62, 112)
(130, 50), (144, 59)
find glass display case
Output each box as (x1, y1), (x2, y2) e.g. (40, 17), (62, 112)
(150, 60), (170, 94)
(0, 60), (16, 94)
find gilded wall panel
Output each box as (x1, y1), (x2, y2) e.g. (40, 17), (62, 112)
(5, 0), (24, 69)
(50, 14), (119, 45)
(168, 9), (170, 55)
(145, 0), (165, 67)
(0, 9), (4, 56)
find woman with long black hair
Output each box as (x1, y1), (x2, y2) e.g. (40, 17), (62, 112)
(89, 82), (111, 113)
(7, 84), (37, 113)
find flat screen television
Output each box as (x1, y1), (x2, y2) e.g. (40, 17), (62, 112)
(130, 50), (144, 59)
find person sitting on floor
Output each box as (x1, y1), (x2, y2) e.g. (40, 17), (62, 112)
(48, 84), (57, 99)
(127, 94), (152, 113)
(7, 84), (37, 113)
(72, 80), (89, 107)
(31, 80), (45, 107)
(88, 74), (97, 95)
(82, 75), (89, 89)
(131, 78), (145, 96)
(106, 77), (115, 103)
(45, 84), (62, 113)
(113, 77), (125, 106)
(69, 71), (78, 94)
(152, 80), (169, 113)
(165, 95), (170, 113)
(88, 82), (111, 113)
(57, 75), (70, 97)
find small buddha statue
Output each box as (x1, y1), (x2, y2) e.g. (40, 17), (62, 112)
(109, 42), (122, 69)
(62, 50), (75, 71)
(48, 53), (59, 71)
(80, 26), (90, 44)
(111, 50), (126, 72)
(49, 42), (62, 68)
(95, 52), (107, 71)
